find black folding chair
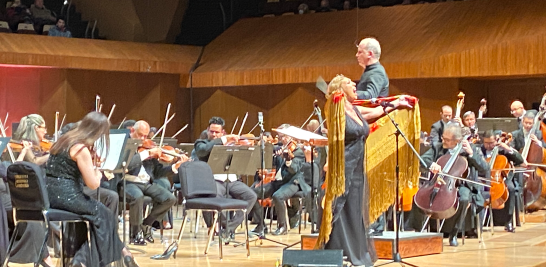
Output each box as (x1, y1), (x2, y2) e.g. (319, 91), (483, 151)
(3, 162), (92, 267)
(175, 161), (250, 259)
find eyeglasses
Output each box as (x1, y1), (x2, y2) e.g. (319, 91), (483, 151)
(37, 125), (47, 130)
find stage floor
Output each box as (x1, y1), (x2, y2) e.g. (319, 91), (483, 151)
(11, 213), (546, 267)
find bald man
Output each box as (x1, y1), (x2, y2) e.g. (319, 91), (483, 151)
(510, 101), (526, 128)
(355, 38), (389, 100)
(430, 105), (453, 144)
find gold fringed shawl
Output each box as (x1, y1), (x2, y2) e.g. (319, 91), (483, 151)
(366, 103), (421, 223)
(314, 92), (346, 249)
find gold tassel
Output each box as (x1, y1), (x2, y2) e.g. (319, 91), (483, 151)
(315, 91), (346, 249)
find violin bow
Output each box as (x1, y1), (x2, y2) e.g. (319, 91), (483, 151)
(54, 112), (59, 142)
(118, 117), (126, 130)
(152, 113), (176, 139)
(230, 116), (239, 135)
(3, 113), (8, 130)
(59, 114), (66, 133)
(0, 120), (15, 163)
(108, 104), (116, 121)
(171, 124), (188, 138)
(248, 122), (259, 134)
(238, 112), (248, 136)
(159, 103), (171, 148)
(95, 95), (101, 112)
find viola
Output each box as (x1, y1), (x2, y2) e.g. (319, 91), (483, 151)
(139, 139), (187, 163)
(414, 137), (469, 219)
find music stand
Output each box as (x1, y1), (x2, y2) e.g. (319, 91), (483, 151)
(96, 130), (142, 252)
(476, 118), (519, 135)
(207, 145), (268, 245)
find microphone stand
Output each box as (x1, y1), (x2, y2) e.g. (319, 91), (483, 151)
(376, 104), (426, 267)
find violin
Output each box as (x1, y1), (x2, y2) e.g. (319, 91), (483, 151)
(414, 136), (469, 219)
(138, 139), (187, 163)
(40, 139), (53, 152)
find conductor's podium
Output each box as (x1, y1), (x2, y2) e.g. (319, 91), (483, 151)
(301, 231), (443, 259)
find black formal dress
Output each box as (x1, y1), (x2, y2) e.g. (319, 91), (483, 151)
(46, 150), (123, 267)
(325, 107), (375, 266)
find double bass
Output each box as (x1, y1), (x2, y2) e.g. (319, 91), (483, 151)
(414, 136), (469, 219)
(521, 93), (546, 209)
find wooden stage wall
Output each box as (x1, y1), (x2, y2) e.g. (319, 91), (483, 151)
(2, 64), (545, 141)
(0, 65), (191, 141)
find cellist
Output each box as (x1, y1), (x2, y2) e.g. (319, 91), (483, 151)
(419, 122), (489, 247)
(480, 130), (523, 232)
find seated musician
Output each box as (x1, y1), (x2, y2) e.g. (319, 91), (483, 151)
(481, 130), (523, 232)
(123, 120), (183, 245)
(510, 110), (546, 150)
(421, 122), (489, 247)
(194, 116), (257, 241)
(251, 130), (310, 236)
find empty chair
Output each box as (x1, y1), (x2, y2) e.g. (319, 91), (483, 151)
(17, 23), (35, 34)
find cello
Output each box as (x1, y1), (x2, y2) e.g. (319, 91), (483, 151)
(414, 136), (469, 219)
(486, 135), (511, 210)
(521, 93), (546, 209)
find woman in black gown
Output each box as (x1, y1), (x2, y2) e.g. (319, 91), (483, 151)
(317, 75), (410, 267)
(45, 112), (138, 267)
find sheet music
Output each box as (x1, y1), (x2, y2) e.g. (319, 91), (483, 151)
(273, 126), (327, 142)
(97, 133), (127, 171)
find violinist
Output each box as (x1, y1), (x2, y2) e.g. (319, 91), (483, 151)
(421, 123), (489, 247)
(429, 106), (453, 144)
(10, 114), (50, 164)
(510, 110), (546, 150)
(251, 129), (311, 236)
(481, 130), (523, 232)
(123, 120), (183, 245)
(194, 116), (257, 242)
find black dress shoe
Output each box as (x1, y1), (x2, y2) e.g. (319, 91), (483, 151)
(448, 235), (458, 247)
(131, 231), (147, 246)
(251, 225), (268, 236)
(272, 225), (288, 236)
(124, 255), (140, 267)
(505, 222), (516, 233)
(142, 224), (154, 243)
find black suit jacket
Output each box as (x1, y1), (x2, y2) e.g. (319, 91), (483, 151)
(356, 62), (389, 100)
(510, 128), (546, 152)
(279, 147), (311, 195)
(421, 143), (489, 189)
(429, 120), (445, 144)
(194, 138), (224, 163)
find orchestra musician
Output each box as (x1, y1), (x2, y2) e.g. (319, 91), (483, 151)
(421, 123), (489, 246)
(45, 112), (138, 267)
(251, 129), (311, 236)
(481, 130), (523, 232)
(193, 116), (257, 242)
(510, 110), (546, 150)
(429, 106), (453, 144)
(510, 100), (526, 128)
(123, 120), (183, 245)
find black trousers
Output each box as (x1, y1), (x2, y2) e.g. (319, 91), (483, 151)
(124, 181), (176, 234)
(203, 180), (257, 232)
(252, 181), (300, 228)
(492, 180), (517, 226)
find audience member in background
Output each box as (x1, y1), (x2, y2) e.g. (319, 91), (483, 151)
(297, 3), (310, 14)
(343, 0), (352, 10)
(6, 0), (32, 32)
(48, 17), (71, 38)
(30, 0), (55, 33)
(316, 0), (332, 12)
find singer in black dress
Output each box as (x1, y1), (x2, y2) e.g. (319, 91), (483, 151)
(318, 75), (411, 267)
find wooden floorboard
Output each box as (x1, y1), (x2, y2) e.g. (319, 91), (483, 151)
(10, 213), (546, 267)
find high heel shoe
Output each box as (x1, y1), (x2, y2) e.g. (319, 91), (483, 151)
(150, 242), (178, 260)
